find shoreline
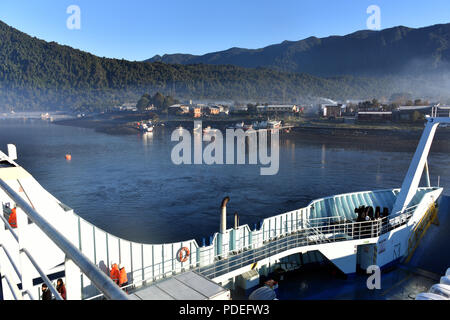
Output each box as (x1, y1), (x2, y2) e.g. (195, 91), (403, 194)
(53, 114), (450, 137)
(53, 115), (450, 153)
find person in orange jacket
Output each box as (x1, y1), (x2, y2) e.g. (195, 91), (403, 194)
(119, 265), (128, 288)
(109, 263), (120, 285)
(8, 206), (17, 228)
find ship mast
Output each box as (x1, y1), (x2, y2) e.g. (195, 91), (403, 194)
(392, 107), (450, 214)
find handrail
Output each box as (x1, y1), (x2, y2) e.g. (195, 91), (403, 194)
(0, 244), (22, 282)
(20, 248), (63, 300)
(83, 201), (422, 300)
(0, 179), (129, 300)
(22, 289), (35, 300)
(0, 213), (19, 241)
(1, 273), (22, 300)
(193, 205), (418, 279)
(305, 221), (331, 243)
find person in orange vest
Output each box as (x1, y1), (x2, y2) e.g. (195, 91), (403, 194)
(109, 263), (120, 285)
(8, 206), (17, 229)
(119, 264), (128, 289)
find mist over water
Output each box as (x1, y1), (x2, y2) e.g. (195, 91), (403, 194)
(0, 119), (449, 244)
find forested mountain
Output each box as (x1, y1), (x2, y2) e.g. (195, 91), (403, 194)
(0, 20), (449, 111)
(148, 24), (450, 77)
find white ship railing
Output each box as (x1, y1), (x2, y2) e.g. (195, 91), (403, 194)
(431, 106), (450, 118)
(0, 179), (129, 300)
(189, 204), (418, 280)
(86, 203), (420, 299)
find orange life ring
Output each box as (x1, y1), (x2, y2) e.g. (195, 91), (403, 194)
(177, 247), (190, 263)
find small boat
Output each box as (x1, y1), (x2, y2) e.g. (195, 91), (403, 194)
(139, 122), (154, 133)
(267, 120), (281, 129)
(145, 121), (154, 132)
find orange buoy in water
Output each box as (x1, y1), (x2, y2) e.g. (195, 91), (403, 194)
(65, 154), (72, 161)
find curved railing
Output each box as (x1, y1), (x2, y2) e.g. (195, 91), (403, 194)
(0, 179), (129, 300)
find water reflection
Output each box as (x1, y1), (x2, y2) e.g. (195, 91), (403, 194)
(141, 132), (153, 146)
(321, 144), (326, 168)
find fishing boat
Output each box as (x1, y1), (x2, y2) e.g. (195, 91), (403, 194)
(267, 120), (281, 129)
(139, 121), (153, 133)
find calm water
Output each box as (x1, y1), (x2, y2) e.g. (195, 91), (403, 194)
(0, 119), (449, 244)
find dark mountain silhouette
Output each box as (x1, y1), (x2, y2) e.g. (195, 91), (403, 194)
(147, 24), (450, 77)
(1, 19), (449, 111)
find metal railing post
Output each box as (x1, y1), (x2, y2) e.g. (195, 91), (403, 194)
(16, 207), (34, 299)
(65, 256), (82, 300)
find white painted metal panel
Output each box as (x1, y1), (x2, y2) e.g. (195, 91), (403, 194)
(79, 219), (95, 263)
(131, 242), (143, 283)
(94, 228), (108, 273)
(107, 234), (120, 266)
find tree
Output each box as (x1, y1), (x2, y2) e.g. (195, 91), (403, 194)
(152, 92), (165, 109)
(412, 110), (424, 122)
(136, 96), (150, 111)
(247, 104), (257, 114)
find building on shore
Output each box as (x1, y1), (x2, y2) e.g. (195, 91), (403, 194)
(168, 104), (190, 115)
(206, 106), (221, 115)
(357, 111), (393, 121)
(392, 105), (431, 121)
(192, 106), (203, 118)
(257, 105), (298, 114)
(322, 104), (343, 118)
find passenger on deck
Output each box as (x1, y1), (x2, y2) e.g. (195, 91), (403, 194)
(375, 207), (381, 219)
(367, 207), (374, 220)
(110, 263), (120, 285)
(41, 283), (52, 300)
(119, 265), (128, 289)
(8, 206), (17, 228)
(56, 278), (66, 300)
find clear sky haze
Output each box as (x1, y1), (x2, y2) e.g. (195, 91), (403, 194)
(0, 0), (449, 61)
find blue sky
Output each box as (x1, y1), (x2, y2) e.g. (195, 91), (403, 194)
(0, 0), (449, 61)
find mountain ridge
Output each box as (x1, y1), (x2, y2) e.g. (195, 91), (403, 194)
(0, 20), (449, 111)
(146, 23), (450, 77)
